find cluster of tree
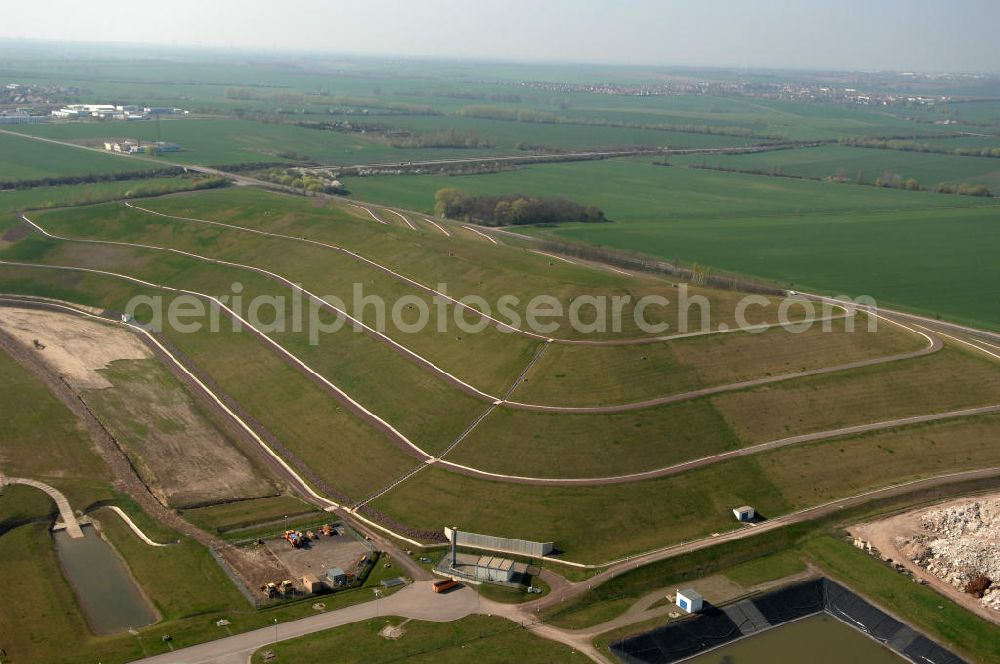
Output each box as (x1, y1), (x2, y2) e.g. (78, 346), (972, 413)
(840, 136), (1000, 159)
(329, 96), (440, 115)
(456, 105), (785, 139)
(933, 182), (992, 196)
(432, 90), (522, 103)
(294, 119), (392, 134)
(211, 161), (303, 173)
(224, 87), (259, 100)
(434, 188), (606, 226)
(688, 162), (817, 181)
(256, 168), (345, 195)
(388, 129), (496, 149)
(872, 171), (921, 190)
(0, 167), (187, 191)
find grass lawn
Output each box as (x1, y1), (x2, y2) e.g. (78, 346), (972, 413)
(671, 143), (1000, 189)
(131, 189), (799, 339)
(0, 175), (216, 215)
(250, 614), (578, 664)
(757, 413), (1000, 507)
(723, 549), (807, 587)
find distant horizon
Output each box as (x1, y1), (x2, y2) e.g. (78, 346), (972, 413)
(4, 0), (999, 74)
(0, 36), (996, 78)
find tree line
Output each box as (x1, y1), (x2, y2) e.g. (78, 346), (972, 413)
(688, 162), (992, 197)
(840, 136), (1000, 159)
(0, 167), (188, 191)
(455, 105), (785, 139)
(388, 129), (496, 149)
(434, 188), (607, 226)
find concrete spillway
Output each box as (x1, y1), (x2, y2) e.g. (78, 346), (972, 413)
(0, 474), (84, 538)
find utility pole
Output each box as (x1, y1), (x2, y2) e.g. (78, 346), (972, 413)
(273, 618), (278, 647)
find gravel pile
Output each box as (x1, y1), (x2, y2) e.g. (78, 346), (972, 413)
(897, 498), (1000, 611)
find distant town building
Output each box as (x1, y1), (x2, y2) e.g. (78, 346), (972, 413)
(51, 103), (186, 121)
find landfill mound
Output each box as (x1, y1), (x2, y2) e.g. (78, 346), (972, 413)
(897, 497), (1000, 611)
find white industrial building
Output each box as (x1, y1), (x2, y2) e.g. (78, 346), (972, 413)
(51, 103), (185, 121)
(733, 505), (755, 522)
(676, 588), (703, 614)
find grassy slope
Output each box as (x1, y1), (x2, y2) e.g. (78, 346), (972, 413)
(0, 265), (416, 501)
(0, 343), (114, 507)
(133, 189), (788, 339)
(448, 399), (742, 477)
(345, 160), (1000, 328)
(376, 414), (1000, 562)
(512, 314), (923, 407)
(712, 345), (1000, 445)
(672, 143), (1000, 188)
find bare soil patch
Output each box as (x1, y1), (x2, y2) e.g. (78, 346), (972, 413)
(0, 308), (149, 389)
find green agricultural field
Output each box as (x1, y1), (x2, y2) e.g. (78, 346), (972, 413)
(345, 159), (1000, 328)
(671, 143), (1000, 189)
(0, 130), (159, 180)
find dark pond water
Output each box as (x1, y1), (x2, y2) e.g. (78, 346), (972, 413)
(52, 524), (157, 634)
(686, 613), (904, 663)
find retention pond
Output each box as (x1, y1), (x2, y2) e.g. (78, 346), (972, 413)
(53, 524), (157, 635)
(611, 577), (968, 664)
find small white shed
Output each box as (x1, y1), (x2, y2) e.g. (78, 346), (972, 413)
(733, 505), (755, 522)
(676, 588), (703, 613)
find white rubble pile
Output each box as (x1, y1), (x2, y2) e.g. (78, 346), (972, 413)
(895, 498), (1000, 611)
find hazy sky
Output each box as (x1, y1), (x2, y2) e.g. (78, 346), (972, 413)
(4, 0), (999, 71)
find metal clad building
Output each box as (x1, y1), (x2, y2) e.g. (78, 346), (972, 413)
(444, 527), (554, 558)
